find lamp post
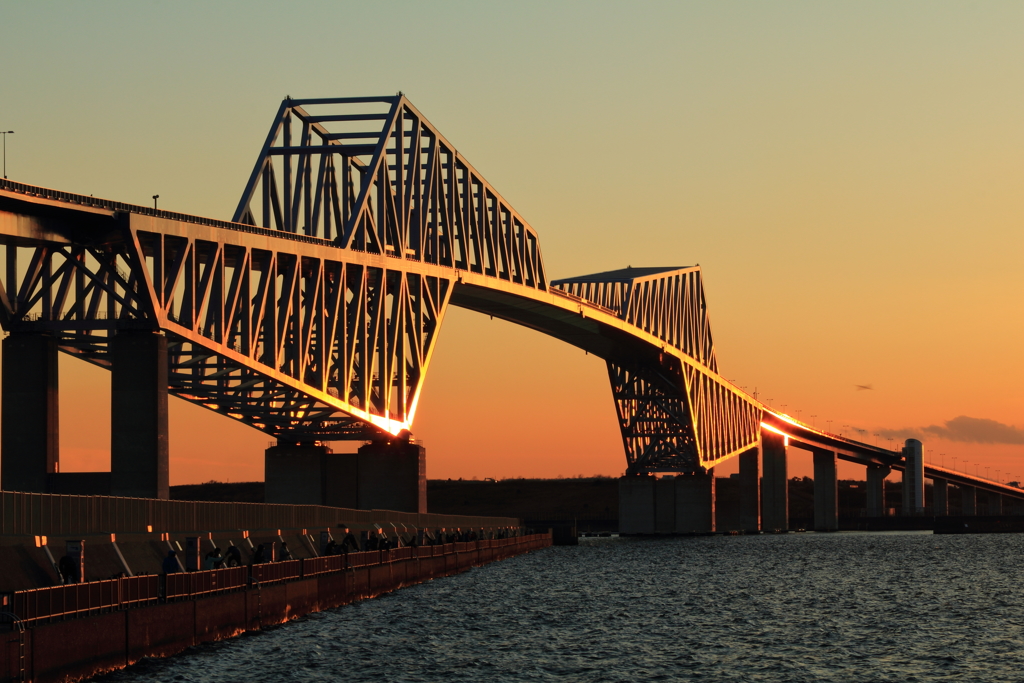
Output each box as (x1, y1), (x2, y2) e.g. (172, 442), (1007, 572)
(1, 131), (13, 179)
(152, 195), (160, 209)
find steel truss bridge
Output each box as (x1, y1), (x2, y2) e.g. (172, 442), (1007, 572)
(0, 95), (1021, 504)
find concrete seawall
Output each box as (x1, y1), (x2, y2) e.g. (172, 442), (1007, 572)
(0, 534), (551, 682)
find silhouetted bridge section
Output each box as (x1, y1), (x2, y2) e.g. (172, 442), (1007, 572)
(0, 95), (1020, 533)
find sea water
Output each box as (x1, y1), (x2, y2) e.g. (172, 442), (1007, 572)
(98, 531), (1024, 682)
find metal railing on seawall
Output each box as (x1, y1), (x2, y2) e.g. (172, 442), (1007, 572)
(0, 535), (551, 627)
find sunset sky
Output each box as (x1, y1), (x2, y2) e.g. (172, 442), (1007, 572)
(1, 2), (1021, 485)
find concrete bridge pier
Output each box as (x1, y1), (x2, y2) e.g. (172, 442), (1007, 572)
(738, 447), (760, 532)
(110, 331), (169, 499)
(619, 471), (716, 534)
(1, 332), (60, 492)
(760, 429), (788, 532)
(961, 485), (977, 515)
(266, 440), (426, 513)
(265, 442), (336, 504)
(812, 449), (838, 531)
(355, 440), (427, 513)
(675, 471), (715, 533)
(901, 439), (924, 514)
(866, 464), (890, 517)
(933, 478), (948, 516)
(619, 476), (656, 534)
(987, 492), (1002, 516)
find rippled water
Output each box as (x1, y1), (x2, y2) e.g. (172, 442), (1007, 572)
(100, 532), (1024, 682)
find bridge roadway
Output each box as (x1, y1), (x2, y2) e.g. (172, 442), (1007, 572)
(0, 94), (1021, 534)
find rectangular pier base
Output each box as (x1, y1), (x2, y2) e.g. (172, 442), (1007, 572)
(619, 473), (715, 534)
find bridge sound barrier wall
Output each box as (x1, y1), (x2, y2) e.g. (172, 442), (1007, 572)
(0, 490), (514, 537)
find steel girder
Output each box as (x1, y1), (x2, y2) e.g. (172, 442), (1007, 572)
(553, 267), (759, 473)
(232, 96), (546, 292)
(0, 96), (763, 472)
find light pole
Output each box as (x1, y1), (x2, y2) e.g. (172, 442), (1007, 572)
(810, 414), (817, 428)
(152, 195), (160, 209)
(1, 131), (13, 179)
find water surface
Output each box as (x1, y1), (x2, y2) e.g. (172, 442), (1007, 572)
(100, 532), (1024, 682)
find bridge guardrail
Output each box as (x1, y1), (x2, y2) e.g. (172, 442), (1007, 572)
(251, 560), (301, 585)
(300, 555), (343, 577)
(8, 575), (160, 625)
(2, 534), (550, 625)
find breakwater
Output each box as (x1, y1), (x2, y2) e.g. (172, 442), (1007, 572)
(0, 534), (551, 682)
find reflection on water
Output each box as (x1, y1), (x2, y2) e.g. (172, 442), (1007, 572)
(99, 532), (1024, 682)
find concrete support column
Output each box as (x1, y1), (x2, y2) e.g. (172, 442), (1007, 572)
(675, 470), (715, 533)
(987, 492), (1002, 516)
(1, 333), (59, 492)
(760, 430), (788, 532)
(813, 450), (838, 531)
(902, 439), (924, 513)
(866, 464), (890, 517)
(355, 440), (426, 513)
(110, 331), (169, 499)
(933, 478), (948, 516)
(265, 443), (334, 504)
(738, 447), (760, 533)
(961, 485), (977, 515)
(619, 476), (655, 534)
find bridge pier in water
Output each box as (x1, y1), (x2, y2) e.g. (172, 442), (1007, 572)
(738, 447), (760, 532)
(962, 485), (977, 515)
(866, 464), (890, 516)
(265, 440), (426, 513)
(933, 478), (949, 516)
(812, 450), (838, 531)
(619, 471), (715, 534)
(760, 429), (788, 532)
(901, 439), (924, 514)
(0, 332), (60, 493)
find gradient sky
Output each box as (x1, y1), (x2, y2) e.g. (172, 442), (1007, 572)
(1, 2), (1021, 485)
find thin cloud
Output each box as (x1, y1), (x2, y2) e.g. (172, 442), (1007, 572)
(879, 416), (1024, 445)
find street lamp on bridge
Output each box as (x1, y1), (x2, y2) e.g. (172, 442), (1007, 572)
(1, 131), (13, 179)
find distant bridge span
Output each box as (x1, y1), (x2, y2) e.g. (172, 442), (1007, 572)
(0, 95), (1020, 525)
